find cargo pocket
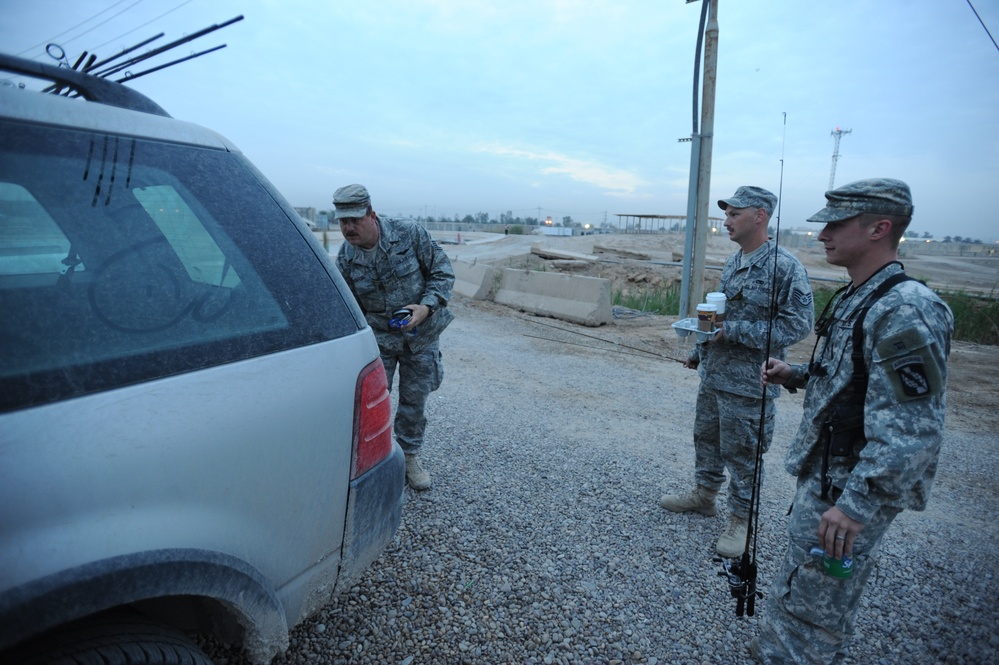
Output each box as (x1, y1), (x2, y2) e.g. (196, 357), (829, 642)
(430, 350), (444, 392)
(782, 541), (852, 637)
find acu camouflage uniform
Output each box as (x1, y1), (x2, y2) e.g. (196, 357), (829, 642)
(758, 186), (954, 663)
(690, 239), (813, 518)
(336, 216), (455, 454)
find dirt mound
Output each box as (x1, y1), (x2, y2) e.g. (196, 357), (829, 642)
(519, 234), (995, 433)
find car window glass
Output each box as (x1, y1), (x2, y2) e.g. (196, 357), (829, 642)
(0, 182), (84, 277)
(134, 185), (240, 288)
(0, 120), (352, 411)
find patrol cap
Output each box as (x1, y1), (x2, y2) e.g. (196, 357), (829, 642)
(717, 186), (778, 216)
(807, 178), (913, 223)
(333, 184), (372, 219)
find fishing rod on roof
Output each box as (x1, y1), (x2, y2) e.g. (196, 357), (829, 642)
(83, 33), (166, 74)
(89, 15), (244, 79)
(114, 44), (228, 83)
(41, 15), (243, 95)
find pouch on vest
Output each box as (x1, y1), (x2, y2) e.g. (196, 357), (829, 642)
(824, 403), (866, 457)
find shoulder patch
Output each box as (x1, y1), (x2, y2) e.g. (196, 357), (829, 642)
(891, 357), (931, 397)
(874, 330), (944, 403)
(873, 327), (931, 360)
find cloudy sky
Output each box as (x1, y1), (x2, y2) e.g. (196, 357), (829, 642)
(4, 0), (998, 241)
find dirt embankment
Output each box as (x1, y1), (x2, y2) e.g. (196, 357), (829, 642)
(452, 232), (998, 435)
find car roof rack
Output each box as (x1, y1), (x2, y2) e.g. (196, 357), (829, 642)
(0, 53), (171, 117)
(0, 15), (244, 118)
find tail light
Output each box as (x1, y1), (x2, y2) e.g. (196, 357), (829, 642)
(351, 359), (393, 479)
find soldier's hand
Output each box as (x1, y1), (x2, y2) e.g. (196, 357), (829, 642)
(683, 357), (699, 370)
(818, 505), (865, 559)
(762, 358), (792, 386)
(402, 304), (432, 331)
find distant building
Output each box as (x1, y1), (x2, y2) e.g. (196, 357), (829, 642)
(539, 226), (573, 237)
(294, 207), (318, 227)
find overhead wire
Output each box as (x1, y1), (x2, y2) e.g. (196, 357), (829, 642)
(89, 0), (197, 53)
(966, 0), (999, 53)
(16, 0), (138, 56)
(17, 0), (199, 66)
(17, 0), (150, 57)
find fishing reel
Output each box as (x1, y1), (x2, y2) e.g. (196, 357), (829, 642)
(717, 555), (763, 617)
(388, 308), (413, 329)
(389, 308), (419, 337)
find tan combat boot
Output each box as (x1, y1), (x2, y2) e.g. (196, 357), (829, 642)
(716, 514), (749, 558)
(405, 454), (432, 490)
(658, 485), (718, 516)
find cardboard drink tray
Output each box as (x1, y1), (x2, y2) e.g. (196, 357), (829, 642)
(672, 318), (720, 344)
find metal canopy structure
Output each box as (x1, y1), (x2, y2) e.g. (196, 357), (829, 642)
(616, 214), (685, 233)
(615, 214), (722, 234)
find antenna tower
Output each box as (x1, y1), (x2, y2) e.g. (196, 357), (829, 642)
(828, 127), (852, 190)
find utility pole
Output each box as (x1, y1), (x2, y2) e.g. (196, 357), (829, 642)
(828, 127), (851, 190)
(679, 0), (719, 318)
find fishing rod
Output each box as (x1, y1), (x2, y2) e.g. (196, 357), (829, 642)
(718, 112), (788, 616)
(38, 16), (243, 102)
(522, 333), (686, 362)
(90, 16), (243, 79)
(83, 33), (166, 74)
(518, 315), (685, 363)
(115, 44), (227, 83)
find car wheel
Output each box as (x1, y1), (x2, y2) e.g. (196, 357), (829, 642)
(6, 610), (215, 665)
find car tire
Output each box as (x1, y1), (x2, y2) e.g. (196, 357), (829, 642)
(6, 610), (215, 665)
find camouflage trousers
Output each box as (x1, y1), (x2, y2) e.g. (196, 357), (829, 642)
(692, 385), (775, 518)
(381, 340), (444, 455)
(757, 473), (900, 664)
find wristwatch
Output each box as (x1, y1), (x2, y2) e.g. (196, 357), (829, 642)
(425, 301), (437, 317)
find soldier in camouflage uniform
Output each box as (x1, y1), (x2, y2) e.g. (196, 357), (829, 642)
(754, 179), (953, 664)
(660, 186), (813, 558)
(333, 184), (455, 490)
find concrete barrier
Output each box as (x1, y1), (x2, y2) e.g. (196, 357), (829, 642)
(452, 260), (496, 300)
(494, 268), (612, 326)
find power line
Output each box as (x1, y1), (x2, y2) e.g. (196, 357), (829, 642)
(90, 0), (197, 52)
(16, 0), (198, 63)
(17, 0), (149, 57)
(966, 0), (999, 53)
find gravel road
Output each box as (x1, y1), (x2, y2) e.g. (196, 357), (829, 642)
(210, 297), (999, 665)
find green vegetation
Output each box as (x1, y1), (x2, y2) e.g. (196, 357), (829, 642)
(617, 281), (997, 346)
(940, 291), (999, 346)
(812, 284), (848, 323)
(613, 283), (682, 316)
(812, 285), (998, 346)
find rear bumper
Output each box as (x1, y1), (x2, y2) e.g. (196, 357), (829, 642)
(336, 442), (405, 593)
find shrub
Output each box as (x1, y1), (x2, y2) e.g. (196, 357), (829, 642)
(812, 285), (997, 346)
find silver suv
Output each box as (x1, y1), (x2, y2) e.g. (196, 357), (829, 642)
(0, 54), (404, 664)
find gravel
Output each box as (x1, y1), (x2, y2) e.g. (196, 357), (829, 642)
(207, 298), (999, 665)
